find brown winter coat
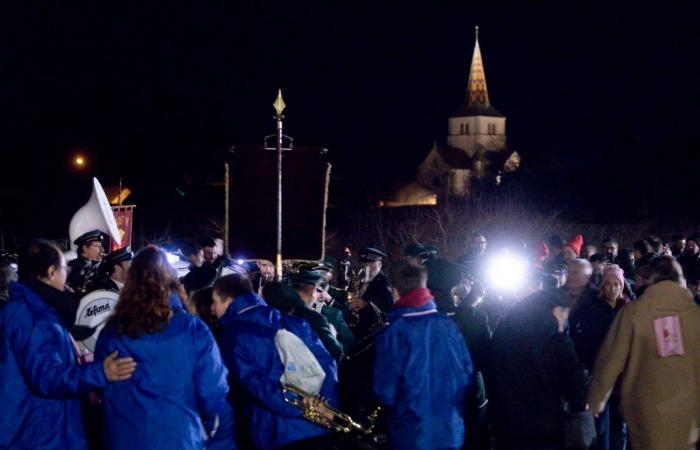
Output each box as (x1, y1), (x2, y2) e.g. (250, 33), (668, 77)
(587, 280), (700, 450)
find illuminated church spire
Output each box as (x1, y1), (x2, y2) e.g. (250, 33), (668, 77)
(467, 25), (490, 106)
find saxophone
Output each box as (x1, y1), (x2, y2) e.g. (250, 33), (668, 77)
(346, 266), (365, 327)
(281, 383), (381, 435)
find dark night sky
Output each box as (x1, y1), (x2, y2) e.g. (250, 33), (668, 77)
(2, 2), (700, 241)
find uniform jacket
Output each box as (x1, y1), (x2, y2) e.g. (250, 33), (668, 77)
(373, 295), (474, 450)
(95, 294), (234, 450)
(67, 256), (100, 293)
(293, 302), (343, 360)
(0, 282), (108, 449)
(361, 271), (393, 313)
(588, 281), (700, 450)
(569, 294), (623, 371)
(217, 292), (338, 450)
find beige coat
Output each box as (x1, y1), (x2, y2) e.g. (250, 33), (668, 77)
(588, 280), (700, 450)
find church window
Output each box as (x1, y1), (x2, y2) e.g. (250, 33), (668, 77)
(465, 123), (469, 135)
(460, 123), (464, 135)
(488, 123), (497, 135)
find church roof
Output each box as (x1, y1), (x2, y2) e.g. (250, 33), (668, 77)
(453, 26), (503, 118)
(437, 146), (474, 169)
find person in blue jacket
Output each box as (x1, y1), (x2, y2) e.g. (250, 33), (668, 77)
(211, 275), (339, 450)
(0, 239), (136, 449)
(373, 261), (474, 450)
(95, 245), (234, 450)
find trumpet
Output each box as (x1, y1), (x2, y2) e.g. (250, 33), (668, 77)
(281, 383), (381, 435)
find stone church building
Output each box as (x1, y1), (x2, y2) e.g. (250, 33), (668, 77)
(382, 28), (520, 207)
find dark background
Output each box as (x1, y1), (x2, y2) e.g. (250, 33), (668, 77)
(2, 2), (700, 246)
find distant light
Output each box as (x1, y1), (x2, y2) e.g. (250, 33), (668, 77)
(237, 259), (244, 265)
(74, 156), (86, 167)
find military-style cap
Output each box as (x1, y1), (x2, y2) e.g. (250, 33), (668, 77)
(292, 270), (325, 286)
(299, 261), (334, 273)
(360, 246), (387, 262)
(104, 246), (133, 266)
(420, 245), (440, 259)
(404, 242), (426, 257)
(262, 282), (303, 312)
(74, 230), (105, 247)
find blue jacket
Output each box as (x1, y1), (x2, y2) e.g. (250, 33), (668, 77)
(95, 294), (234, 450)
(0, 282), (108, 450)
(373, 299), (474, 450)
(218, 292), (338, 450)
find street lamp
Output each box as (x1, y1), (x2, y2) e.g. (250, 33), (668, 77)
(73, 155), (86, 169)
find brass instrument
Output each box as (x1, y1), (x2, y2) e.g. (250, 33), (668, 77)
(281, 383), (381, 435)
(346, 266), (365, 327)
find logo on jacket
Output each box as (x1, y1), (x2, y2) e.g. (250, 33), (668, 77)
(85, 303), (111, 318)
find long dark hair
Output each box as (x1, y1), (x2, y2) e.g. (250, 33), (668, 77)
(109, 245), (187, 338)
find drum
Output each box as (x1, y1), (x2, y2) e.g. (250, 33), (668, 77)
(74, 289), (120, 354)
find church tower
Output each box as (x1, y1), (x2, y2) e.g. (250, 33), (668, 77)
(447, 26), (507, 158)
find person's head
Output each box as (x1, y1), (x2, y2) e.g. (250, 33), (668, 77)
(0, 263), (17, 296)
(192, 287), (217, 329)
(600, 264), (625, 303)
(581, 244), (597, 260)
(562, 235), (584, 262)
(671, 234), (686, 255)
(646, 236), (663, 254)
(261, 281), (302, 313)
(469, 233), (487, 255)
(685, 233), (700, 255)
(18, 239), (67, 291)
(360, 247), (386, 279)
(257, 260), (275, 280)
(109, 245), (185, 337)
(403, 242), (426, 266)
(291, 271), (325, 305)
(101, 247), (134, 284)
(632, 240), (652, 260)
(634, 265), (653, 290)
(199, 237), (219, 265)
(211, 273), (254, 318)
(531, 241), (550, 266)
(589, 253), (607, 275)
(548, 234), (565, 257)
(184, 242), (204, 268)
(649, 255), (686, 287)
(564, 258), (593, 290)
(388, 261), (427, 298)
(601, 238), (619, 261)
(75, 231), (105, 261)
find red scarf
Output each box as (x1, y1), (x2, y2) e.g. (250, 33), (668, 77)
(394, 287), (433, 308)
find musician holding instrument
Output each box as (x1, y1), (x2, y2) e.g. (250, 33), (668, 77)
(67, 229), (105, 294)
(87, 246), (133, 293)
(213, 275), (339, 450)
(348, 246), (393, 314)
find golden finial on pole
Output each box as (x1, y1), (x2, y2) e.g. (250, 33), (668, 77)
(273, 89), (286, 117)
(475, 25), (479, 41)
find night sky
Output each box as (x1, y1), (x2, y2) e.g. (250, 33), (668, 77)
(2, 2), (700, 242)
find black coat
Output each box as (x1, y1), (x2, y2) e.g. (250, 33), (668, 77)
(67, 256), (100, 294)
(569, 295), (620, 371)
(293, 303), (343, 360)
(360, 272), (393, 313)
(488, 291), (588, 448)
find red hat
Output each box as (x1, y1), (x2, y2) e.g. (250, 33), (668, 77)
(564, 234), (584, 256)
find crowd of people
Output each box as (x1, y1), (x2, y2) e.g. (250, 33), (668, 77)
(1, 228), (700, 450)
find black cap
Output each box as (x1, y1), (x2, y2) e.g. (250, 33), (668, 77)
(262, 282), (303, 312)
(104, 246), (133, 266)
(292, 270), (325, 286)
(360, 247), (387, 262)
(404, 242), (426, 257)
(74, 229), (105, 247)
(420, 245), (439, 258)
(299, 261), (334, 273)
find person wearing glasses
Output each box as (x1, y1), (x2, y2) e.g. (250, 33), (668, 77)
(67, 229), (105, 294)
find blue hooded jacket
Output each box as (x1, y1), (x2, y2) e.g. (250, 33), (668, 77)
(373, 299), (474, 450)
(95, 294), (234, 450)
(0, 282), (108, 449)
(217, 292), (338, 450)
